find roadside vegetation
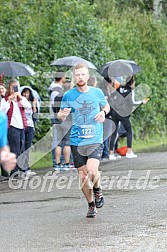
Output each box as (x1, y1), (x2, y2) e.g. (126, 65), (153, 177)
(1, 0), (167, 168)
(31, 136), (167, 170)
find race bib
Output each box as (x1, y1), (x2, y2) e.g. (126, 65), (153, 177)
(78, 125), (96, 138)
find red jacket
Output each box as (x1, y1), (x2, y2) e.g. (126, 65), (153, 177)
(5, 95), (27, 128)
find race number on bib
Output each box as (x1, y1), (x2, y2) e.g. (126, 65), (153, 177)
(78, 125), (96, 138)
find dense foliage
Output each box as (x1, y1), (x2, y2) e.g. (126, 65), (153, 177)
(0, 0), (167, 141)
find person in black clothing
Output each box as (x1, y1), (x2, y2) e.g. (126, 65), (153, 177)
(108, 76), (149, 159)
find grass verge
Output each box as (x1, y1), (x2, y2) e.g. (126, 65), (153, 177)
(30, 136), (167, 170)
(119, 135), (167, 153)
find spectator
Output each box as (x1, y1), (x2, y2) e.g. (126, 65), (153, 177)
(108, 76), (149, 159)
(52, 81), (72, 171)
(0, 76), (10, 177)
(49, 72), (73, 170)
(63, 78), (73, 92)
(0, 111), (16, 181)
(48, 72), (66, 167)
(0, 77), (7, 106)
(1, 79), (31, 177)
(21, 87), (37, 176)
(88, 76), (97, 87)
(0, 75), (11, 179)
(99, 79), (115, 160)
(20, 85), (41, 126)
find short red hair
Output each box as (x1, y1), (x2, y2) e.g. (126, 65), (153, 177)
(73, 63), (89, 72)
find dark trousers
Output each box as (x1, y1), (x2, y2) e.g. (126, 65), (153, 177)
(23, 127), (35, 171)
(109, 110), (132, 151)
(51, 119), (57, 166)
(102, 138), (109, 158)
(102, 118), (113, 158)
(8, 126), (25, 174)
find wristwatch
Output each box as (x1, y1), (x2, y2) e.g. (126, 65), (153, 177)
(101, 110), (107, 116)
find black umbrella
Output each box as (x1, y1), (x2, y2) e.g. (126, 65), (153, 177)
(0, 61), (35, 77)
(50, 56), (97, 70)
(98, 59), (141, 79)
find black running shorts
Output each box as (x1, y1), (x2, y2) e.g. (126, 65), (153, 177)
(71, 144), (104, 168)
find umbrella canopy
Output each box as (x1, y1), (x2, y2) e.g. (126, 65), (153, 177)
(98, 59), (141, 79)
(50, 56), (97, 70)
(120, 59), (141, 74)
(0, 61), (35, 77)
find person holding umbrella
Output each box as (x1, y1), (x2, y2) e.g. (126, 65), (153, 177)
(57, 63), (110, 218)
(108, 76), (149, 159)
(98, 59), (149, 159)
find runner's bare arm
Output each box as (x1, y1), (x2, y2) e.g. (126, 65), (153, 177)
(57, 108), (71, 122)
(94, 102), (110, 123)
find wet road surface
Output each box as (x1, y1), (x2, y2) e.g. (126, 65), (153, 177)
(0, 152), (167, 252)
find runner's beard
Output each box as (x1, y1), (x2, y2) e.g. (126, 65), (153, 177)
(77, 81), (87, 87)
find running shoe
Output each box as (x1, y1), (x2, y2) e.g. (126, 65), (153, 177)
(53, 163), (62, 171)
(61, 163), (71, 171)
(86, 204), (97, 218)
(93, 186), (104, 208)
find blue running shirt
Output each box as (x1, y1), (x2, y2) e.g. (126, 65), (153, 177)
(61, 86), (107, 146)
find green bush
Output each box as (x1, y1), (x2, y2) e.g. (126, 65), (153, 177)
(100, 7), (167, 137)
(0, 0), (167, 142)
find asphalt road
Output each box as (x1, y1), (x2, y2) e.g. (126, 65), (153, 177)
(0, 152), (167, 252)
